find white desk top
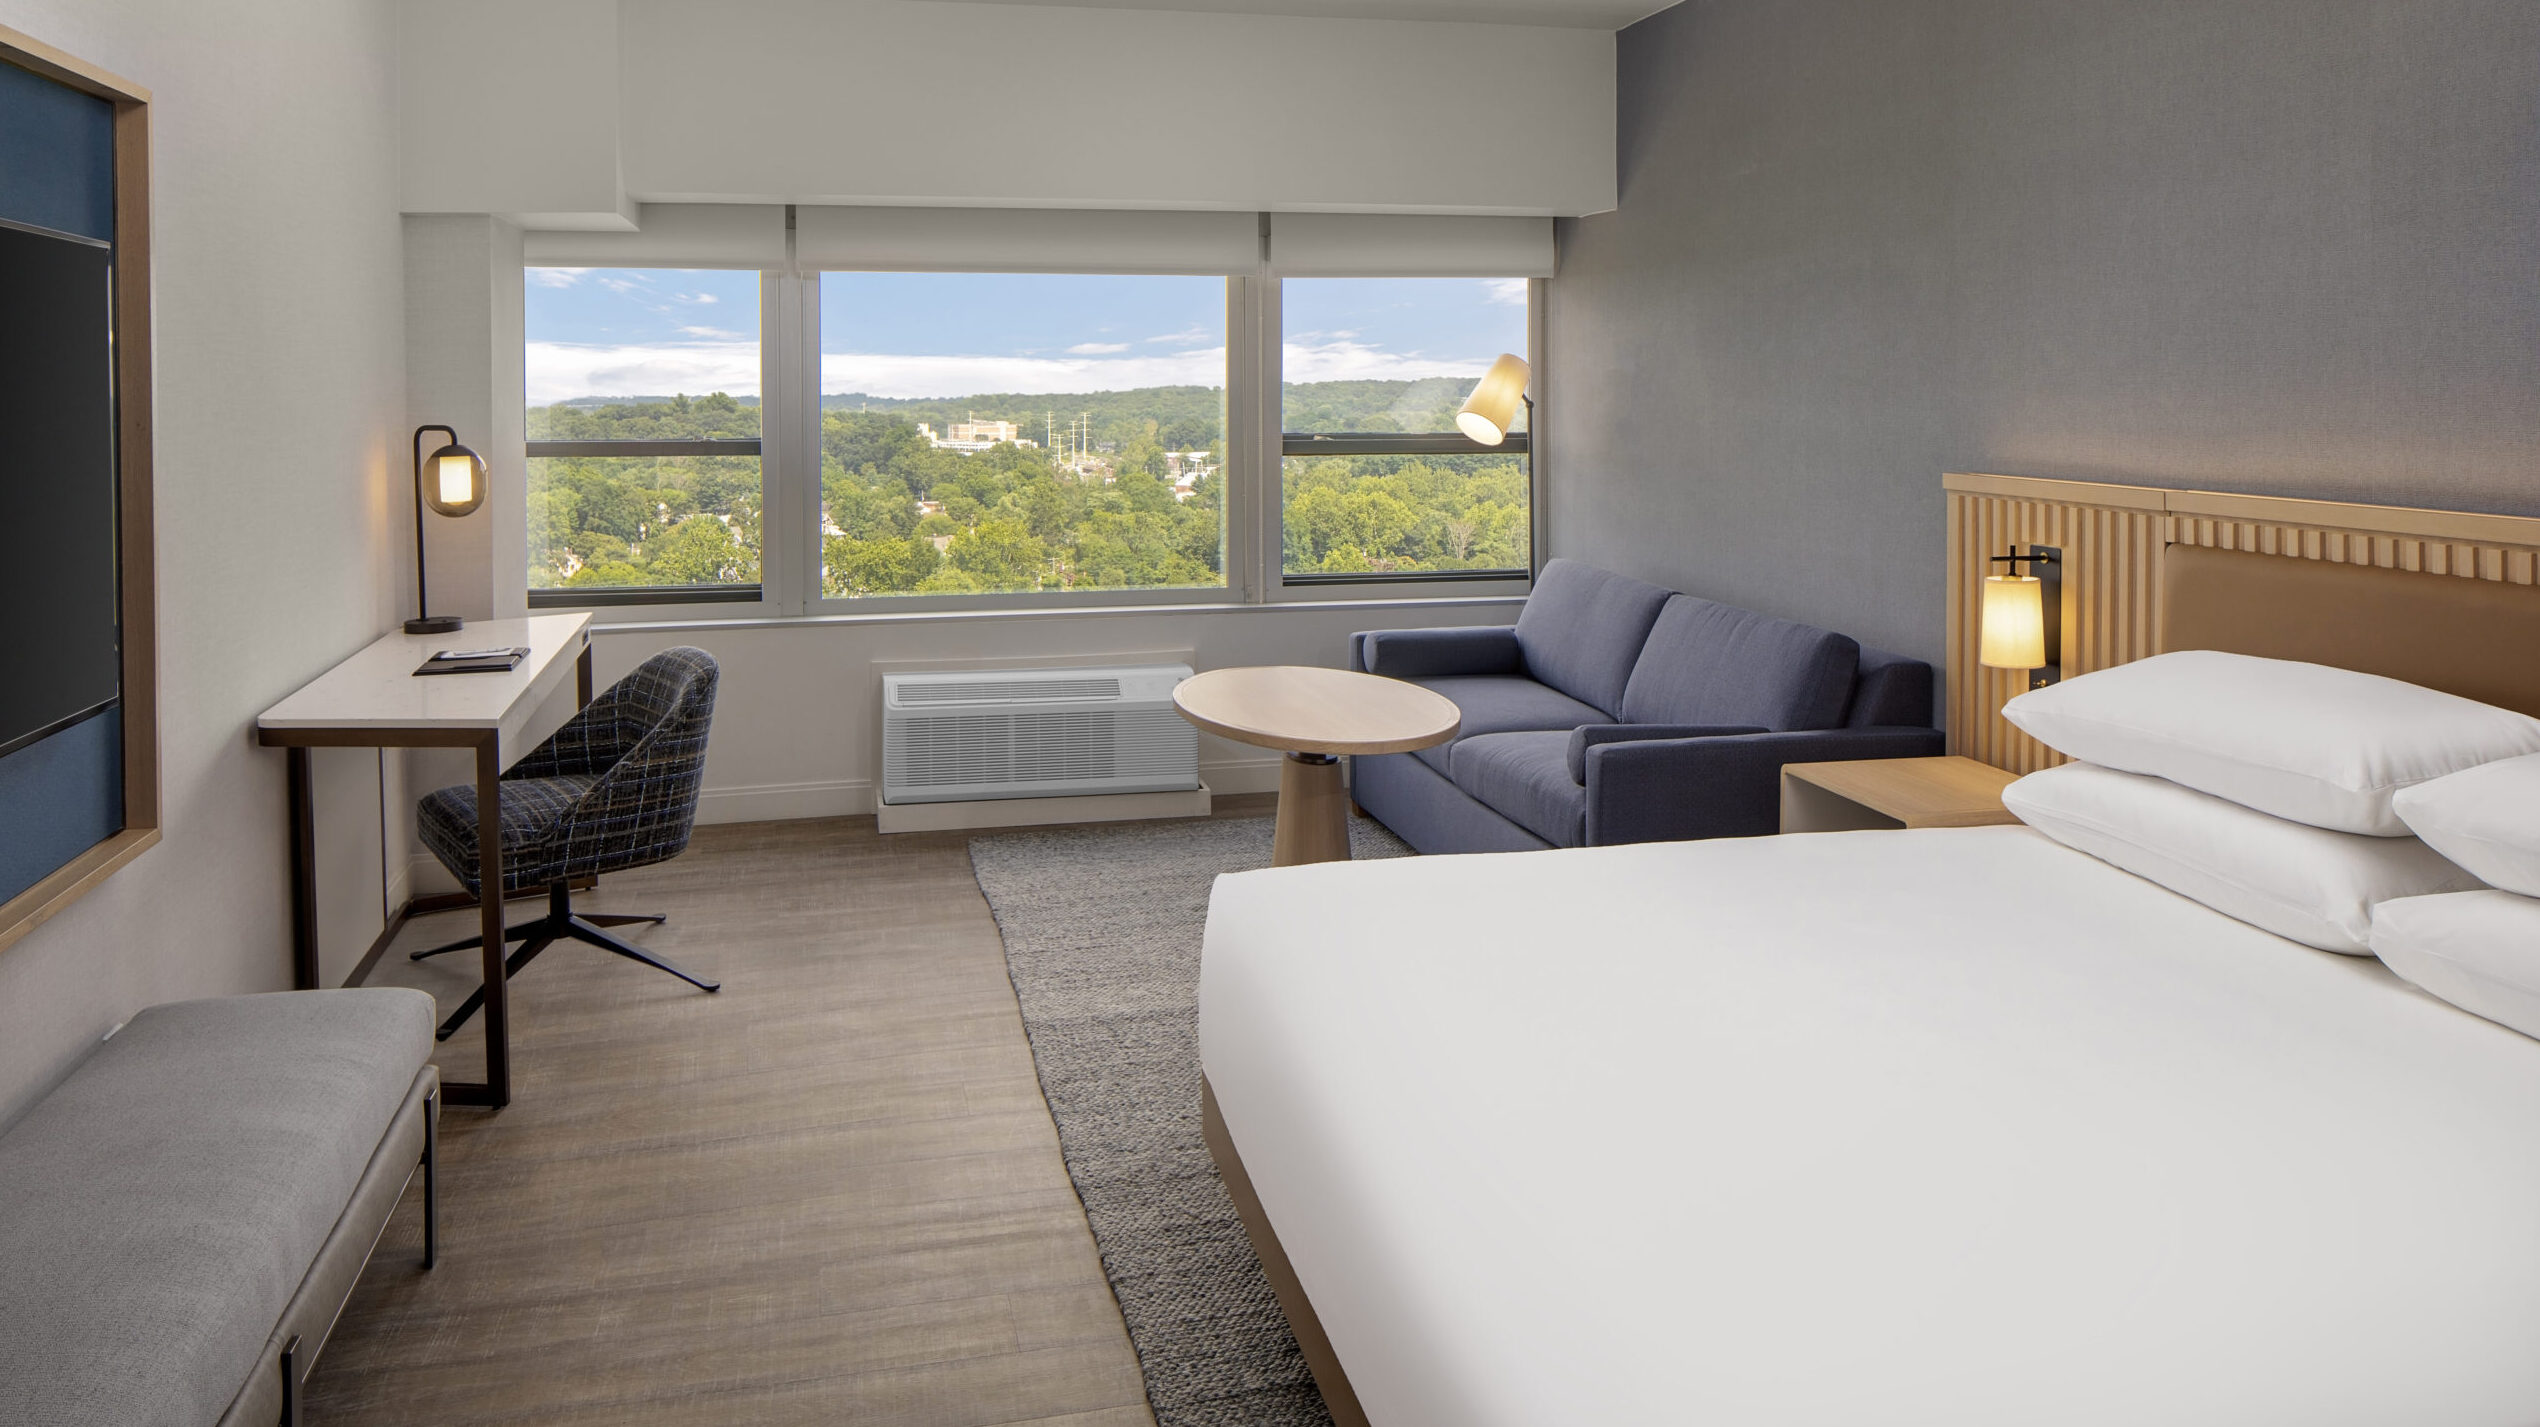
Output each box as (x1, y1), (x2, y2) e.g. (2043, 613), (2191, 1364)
(258, 615), (591, 753)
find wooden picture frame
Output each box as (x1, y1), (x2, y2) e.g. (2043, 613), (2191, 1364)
(0, 24), (158, 953)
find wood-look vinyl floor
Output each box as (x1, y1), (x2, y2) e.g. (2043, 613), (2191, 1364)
(307, 800), (1269, 1426)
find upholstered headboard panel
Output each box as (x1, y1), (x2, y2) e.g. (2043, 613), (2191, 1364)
(2162, 544), (2540, 718)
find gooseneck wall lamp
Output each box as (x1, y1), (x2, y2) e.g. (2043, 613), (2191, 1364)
(1456, 352), (1538, 577)
(404, 424), (488, 635)
(1979, 544), (2063, 689)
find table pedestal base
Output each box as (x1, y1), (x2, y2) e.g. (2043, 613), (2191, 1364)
(1274, 753), (1350, 867)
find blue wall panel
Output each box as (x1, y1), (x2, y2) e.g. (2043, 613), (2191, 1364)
(0, 58), (112, 243)
(0, 707), (121, 905)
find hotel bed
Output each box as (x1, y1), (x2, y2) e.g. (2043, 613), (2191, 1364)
(1196, 541), (2540, 1425)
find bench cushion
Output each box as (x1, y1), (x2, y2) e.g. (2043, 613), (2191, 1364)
(0, 988), (435, 1427)
(1401, 674), (1608, 774)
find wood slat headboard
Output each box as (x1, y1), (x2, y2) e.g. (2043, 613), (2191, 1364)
(1944, 473), (2540, 771)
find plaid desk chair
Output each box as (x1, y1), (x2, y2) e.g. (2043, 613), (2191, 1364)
(411, 646), (722, 1042)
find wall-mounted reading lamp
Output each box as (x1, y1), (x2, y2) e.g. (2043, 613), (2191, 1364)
(404, 423), (488, 635)
(1979, 544), (2062, 689)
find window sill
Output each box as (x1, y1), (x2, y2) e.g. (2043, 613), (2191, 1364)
(580, 591), (1528, 635)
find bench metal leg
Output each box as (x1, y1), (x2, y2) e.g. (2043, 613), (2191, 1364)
(421, 1085), (439, 1271)
(278, 1333), (303, 1427)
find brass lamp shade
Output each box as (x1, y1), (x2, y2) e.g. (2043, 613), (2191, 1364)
(1455, 352), (1532, 446)
(1978, 574), (2047, 669)
(425, 443), (488, 518)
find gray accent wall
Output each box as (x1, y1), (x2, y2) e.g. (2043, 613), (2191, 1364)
(1549, 0), (2540, 665)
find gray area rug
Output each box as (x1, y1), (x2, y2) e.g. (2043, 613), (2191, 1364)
(970, 814), (1409, 1427)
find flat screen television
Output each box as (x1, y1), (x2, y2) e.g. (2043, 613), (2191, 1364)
(0, 218), (119, 759)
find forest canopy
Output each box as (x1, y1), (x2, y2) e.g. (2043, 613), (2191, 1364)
(526, 379), (1528, 596)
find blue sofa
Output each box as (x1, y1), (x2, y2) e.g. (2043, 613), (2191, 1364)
(1349, 559), (1941, 853)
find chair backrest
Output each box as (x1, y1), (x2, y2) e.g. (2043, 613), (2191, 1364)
(549, 647), (719, 878)
(1511, 558), (1675, 716)
(1616, 595), (1860, 731)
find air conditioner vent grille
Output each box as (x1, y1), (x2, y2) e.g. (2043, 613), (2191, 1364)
(880, 663), (1198, 805)
(897, 676), (1122, 705)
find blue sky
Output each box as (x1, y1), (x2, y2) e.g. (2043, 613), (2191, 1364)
(524, 268), (1527, 403)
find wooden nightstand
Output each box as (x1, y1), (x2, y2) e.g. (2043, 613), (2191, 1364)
(1778, 756), (2021, 833)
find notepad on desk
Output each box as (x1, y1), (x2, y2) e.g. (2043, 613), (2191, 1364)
(414, 646), (529, 676)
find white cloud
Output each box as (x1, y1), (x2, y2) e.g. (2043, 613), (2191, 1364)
(596, 274), (650, 295)
(1065, 341), (1131, 355)
(1278, 337), (1496, 385)
(526, 341), (761, 404)
(1483, 277), (1530, 306)
(1144, 326), (1214, 346)
(679, 325), (749, 340)
(820, 347), (1229, 399)
(678, 292), (720, 305)
(528, 267), (588, 289)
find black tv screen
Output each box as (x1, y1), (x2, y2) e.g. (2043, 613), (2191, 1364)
(0, 219), (118, 758)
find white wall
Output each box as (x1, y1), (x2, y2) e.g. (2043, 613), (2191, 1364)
(403, 0), (1618, 222)
(0, 0), (408, 1123)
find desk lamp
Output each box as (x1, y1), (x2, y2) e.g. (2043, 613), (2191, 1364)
(405, 423), (487, 635)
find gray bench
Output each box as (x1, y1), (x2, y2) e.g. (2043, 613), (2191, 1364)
(0, 989), (440, 1426)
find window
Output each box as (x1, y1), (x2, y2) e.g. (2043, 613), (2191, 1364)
(525, 267), (765, 603)
(815, 273), (1226, 599)
(518, 244), (1538, 613)
(1279, 278), (1531, 584)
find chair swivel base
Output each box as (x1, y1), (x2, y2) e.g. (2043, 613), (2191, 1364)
(427, 880), (717, 1042)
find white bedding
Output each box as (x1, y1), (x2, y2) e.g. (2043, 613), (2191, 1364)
(1198, 826), (2540, 1426)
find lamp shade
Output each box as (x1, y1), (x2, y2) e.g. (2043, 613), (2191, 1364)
(1978, 574), (2047, 669)
(424, 442), (487, 518)
(1455, 352), (1531, 446)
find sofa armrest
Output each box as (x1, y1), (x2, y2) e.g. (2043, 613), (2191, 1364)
(1582, 725), (1947, 845)
(1353, 626), (1521, 680)
(1565, 724), (1767, 784)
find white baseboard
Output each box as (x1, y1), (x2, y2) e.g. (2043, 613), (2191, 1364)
(691, 754), (1291, 826)
(875, 783), (1213, 834)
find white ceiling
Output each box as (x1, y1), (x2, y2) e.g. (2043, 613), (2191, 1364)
(929, 0), (1678, 30)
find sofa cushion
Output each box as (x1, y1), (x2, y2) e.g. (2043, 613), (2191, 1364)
(1617, 596), (1860, 731)
(1512, 559), (1674, 716)
(1405, 674), (1609, 773)
(0, 989), (435, 1427)
(1846, 646), (1935, 728)
(1450, 731), (1587, 846)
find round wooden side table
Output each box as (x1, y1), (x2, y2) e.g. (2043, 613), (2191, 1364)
(1171, 666), (1461, 866)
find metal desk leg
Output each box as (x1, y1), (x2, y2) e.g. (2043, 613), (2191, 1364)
(287, 747), (319, 990)
(472, 735), (511, 1107)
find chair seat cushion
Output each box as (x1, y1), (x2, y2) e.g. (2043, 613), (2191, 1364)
(1406, 675), (1609, 773)
(416, 773), (599, 892)
(1449, 730), (1587, 846)
(0, 989), (434, 1427)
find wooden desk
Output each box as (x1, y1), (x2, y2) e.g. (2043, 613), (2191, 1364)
(258, 614), (592, 1107)
(1779, 755), (2020, 833)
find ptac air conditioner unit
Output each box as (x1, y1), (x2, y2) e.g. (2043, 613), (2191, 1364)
(881, 664), (1198, 805)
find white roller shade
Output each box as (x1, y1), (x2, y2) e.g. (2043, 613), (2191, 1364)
(524, 204), (786, 269)
(1267, 213), (1555, 278)
(796, 205), (1260, 275)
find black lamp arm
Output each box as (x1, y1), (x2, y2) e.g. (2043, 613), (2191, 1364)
(1989, 545), (2059, 575)
(411, 424), (456, 623)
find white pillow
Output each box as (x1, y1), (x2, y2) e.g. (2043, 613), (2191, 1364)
(2004, 762), (2482, 953)
(2000, 650), (2540, 835)
(2371, 890), (2540, 1043)
(2391, 752), (2540, 898)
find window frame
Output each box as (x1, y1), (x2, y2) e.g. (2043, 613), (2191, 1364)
(524, 268), (782, 612)
(1251, 275), (1539, 605)
(521, 266), (1540, 618)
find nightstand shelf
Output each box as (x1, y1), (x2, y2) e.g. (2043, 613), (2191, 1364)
(1778, 755), (2021, 833)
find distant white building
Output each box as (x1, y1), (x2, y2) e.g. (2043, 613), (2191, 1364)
(917, 416), (1038, 454)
